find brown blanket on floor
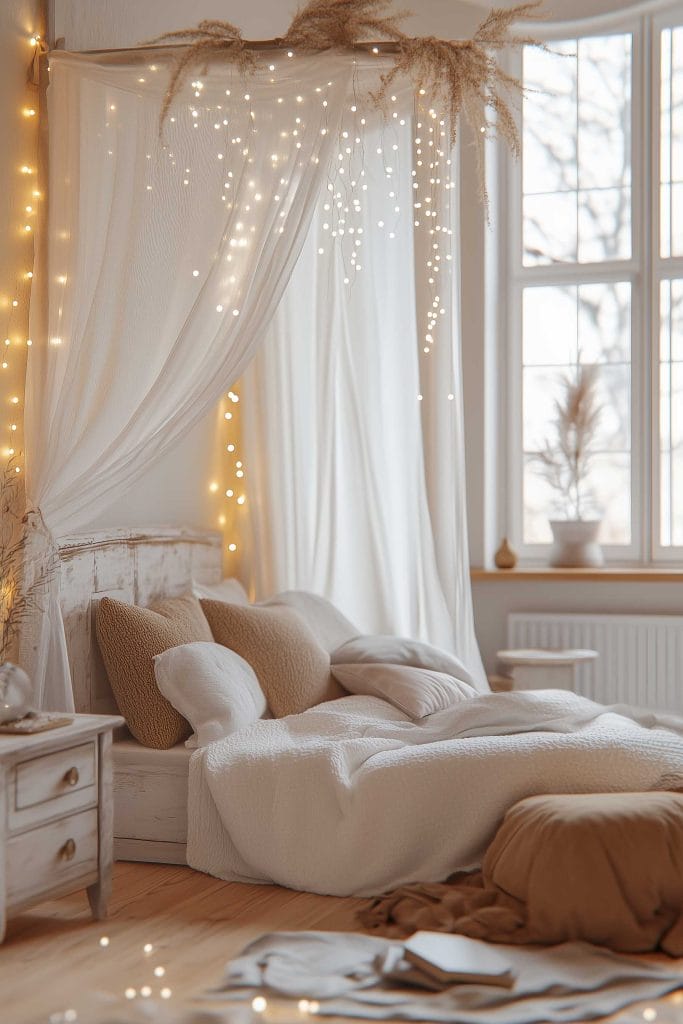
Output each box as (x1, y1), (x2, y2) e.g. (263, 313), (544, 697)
(360, 792), (683, 956)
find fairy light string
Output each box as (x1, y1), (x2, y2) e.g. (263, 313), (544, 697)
(2, 31), (43, 476)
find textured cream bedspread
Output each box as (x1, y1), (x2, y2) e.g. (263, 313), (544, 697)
(188, 689), (683, 897)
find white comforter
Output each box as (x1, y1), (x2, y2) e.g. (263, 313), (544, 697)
(187, 689), (683, 897)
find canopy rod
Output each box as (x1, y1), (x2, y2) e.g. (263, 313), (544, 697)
(61, 39), (408, 58)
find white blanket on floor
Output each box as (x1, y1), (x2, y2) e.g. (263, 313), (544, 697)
(187, 690), (683, 896)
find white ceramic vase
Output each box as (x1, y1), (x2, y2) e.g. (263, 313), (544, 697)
(0, 662), (32, 723)
(549, 519), (604, 568)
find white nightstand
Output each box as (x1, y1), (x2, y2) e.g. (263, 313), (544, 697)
(494, 649), (598, 691)
(0, 712), (123, 942)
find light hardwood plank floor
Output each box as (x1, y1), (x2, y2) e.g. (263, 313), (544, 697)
(0, 861), (368, 1024)
(2, 863), (680, 1024)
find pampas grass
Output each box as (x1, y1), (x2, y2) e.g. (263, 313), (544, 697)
(147, 0), (544, 174)
(534, 364), (603, 521)
(145, 20), (258, 133)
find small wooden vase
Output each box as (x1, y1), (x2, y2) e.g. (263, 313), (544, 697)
(494, 537), (518, 570)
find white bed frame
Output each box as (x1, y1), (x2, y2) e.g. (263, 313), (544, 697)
(58, 526), (223, 865)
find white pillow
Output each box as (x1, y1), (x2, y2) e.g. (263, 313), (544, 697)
(191, 577), (249, 605)
(261, 590), (359, 653)
(331, 663), (478, 719)
(154, 642), (266, 748)
(330, 634), (483, 691)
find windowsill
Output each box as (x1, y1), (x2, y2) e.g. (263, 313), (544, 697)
(471, 567), (683, 582)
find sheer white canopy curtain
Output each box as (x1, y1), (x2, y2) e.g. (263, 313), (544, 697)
(23, 46), (486, 709)
(241, 70), (486, 688)
(23, 51), (352, 709)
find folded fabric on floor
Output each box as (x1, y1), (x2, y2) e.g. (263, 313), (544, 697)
(361, 792), (683, 956)
(211, 930), (683, 1023)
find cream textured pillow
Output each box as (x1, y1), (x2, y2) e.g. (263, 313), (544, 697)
(154, 642), (267, 748)
(331, 663), (478, 719)
(261, 591), (359, 653)
(331, 634), (482, 691)
(96, 594), (213, 749)
(200, 600), (345, 717)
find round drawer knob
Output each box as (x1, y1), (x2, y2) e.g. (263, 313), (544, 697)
(60, 838), (76, 861)
(64, 767), (79, 787)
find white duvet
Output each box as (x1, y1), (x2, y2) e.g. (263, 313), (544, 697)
(187, 689), (683, 897)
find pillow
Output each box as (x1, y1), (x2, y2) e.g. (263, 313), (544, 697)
(330, 634), (482, 691)
(192, 577), (249, 605)
(330, 663), (478, 719)
(96, 594), (213, 749)
(154, 642), (267, 748)
(200, 599), (345, 717)
(260, 590), (359, 653)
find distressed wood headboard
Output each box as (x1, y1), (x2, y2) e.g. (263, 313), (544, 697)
(57, 527), (223, 715)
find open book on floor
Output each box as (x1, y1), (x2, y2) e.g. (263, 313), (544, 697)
(403, 931), (517, 988)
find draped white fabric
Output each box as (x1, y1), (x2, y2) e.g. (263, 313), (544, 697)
(23, 52), (352, 709)
(242, 75), (486, 688)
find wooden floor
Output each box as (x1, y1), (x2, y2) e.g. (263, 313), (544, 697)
(0, 861), (368, 1024)
(2, 863), (681, 1024)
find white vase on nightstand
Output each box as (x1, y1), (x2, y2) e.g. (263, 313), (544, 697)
(549, 519), (604, 568)
(0, 663), (32, 723)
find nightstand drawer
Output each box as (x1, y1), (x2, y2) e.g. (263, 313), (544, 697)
(9, 743), (97, 831)
(6, 808), (99, 910)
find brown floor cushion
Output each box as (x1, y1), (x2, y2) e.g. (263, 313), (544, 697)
(361, 791), (683, 956)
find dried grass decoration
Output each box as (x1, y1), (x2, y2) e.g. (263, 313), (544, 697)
(146, 0), (544, 188)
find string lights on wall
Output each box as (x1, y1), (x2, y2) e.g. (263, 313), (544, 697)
(1, 31), (43, 477)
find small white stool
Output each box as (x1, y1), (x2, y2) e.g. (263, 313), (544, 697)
(494, 648), (598, 691)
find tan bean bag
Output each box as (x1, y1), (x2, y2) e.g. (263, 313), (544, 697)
(361, 792), (683, 956)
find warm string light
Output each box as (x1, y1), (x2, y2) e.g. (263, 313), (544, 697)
(1, 30), (42, 478)
(120, 59), (461, 546)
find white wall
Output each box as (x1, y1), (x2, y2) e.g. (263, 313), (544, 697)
(50, 0), (683, 670)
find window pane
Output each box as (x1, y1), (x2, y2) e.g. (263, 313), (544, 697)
(661, 27), (683, 257)
(660, 279), (683, 546)
(523, 33), (632, 266)
(522, 283), (632, 545)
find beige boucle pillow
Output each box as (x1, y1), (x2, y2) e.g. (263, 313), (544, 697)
(96, 594), (213, 749)
(200, 600), (345, 717)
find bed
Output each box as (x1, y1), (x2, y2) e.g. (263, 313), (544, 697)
(58, 526), (220, 864)
(58, 527), (683, 892)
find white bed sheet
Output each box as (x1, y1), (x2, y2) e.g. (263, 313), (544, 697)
(187, 690), (683, 897)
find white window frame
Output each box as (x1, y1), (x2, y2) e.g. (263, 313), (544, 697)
(499, 0), (683, 565)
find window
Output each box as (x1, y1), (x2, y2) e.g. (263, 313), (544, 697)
(503, 6), (683, 562)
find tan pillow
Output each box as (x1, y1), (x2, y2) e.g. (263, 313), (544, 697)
(200, 600), (344, 717)
(96, 594), (213, 749)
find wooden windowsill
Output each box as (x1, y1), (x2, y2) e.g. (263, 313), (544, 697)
(471, 567), (683, 582)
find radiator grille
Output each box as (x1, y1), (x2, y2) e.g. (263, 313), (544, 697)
(507, 613), (683, 713)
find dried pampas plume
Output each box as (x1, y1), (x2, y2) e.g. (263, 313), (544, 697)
(285, 0), (406, 50)
(145, 0), (545, 191)
(144, 20), (257, 133)
(375, 3), (544, 204)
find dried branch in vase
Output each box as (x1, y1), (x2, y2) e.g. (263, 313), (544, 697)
(0, 461), (55, 665)
(533, 364), (603, 522)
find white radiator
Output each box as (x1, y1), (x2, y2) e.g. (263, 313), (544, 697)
(507, 613), (683, 713)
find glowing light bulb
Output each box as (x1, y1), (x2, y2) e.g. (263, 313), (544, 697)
(143, 943), (153, 954)
(252, 996), (267, 1012)
(23, 108), (36, 117)
(153, 966), (165, 978)
(160, 988), (172, 999)
(140, 986), (152, 998)
(209, 482), (219, 493)
(11, 397), (19, 405)
(228, 543), (237, 552)
(26, 271), (33, 279)
(99, 936), (110, 947)
(237, 495), (245, 505)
